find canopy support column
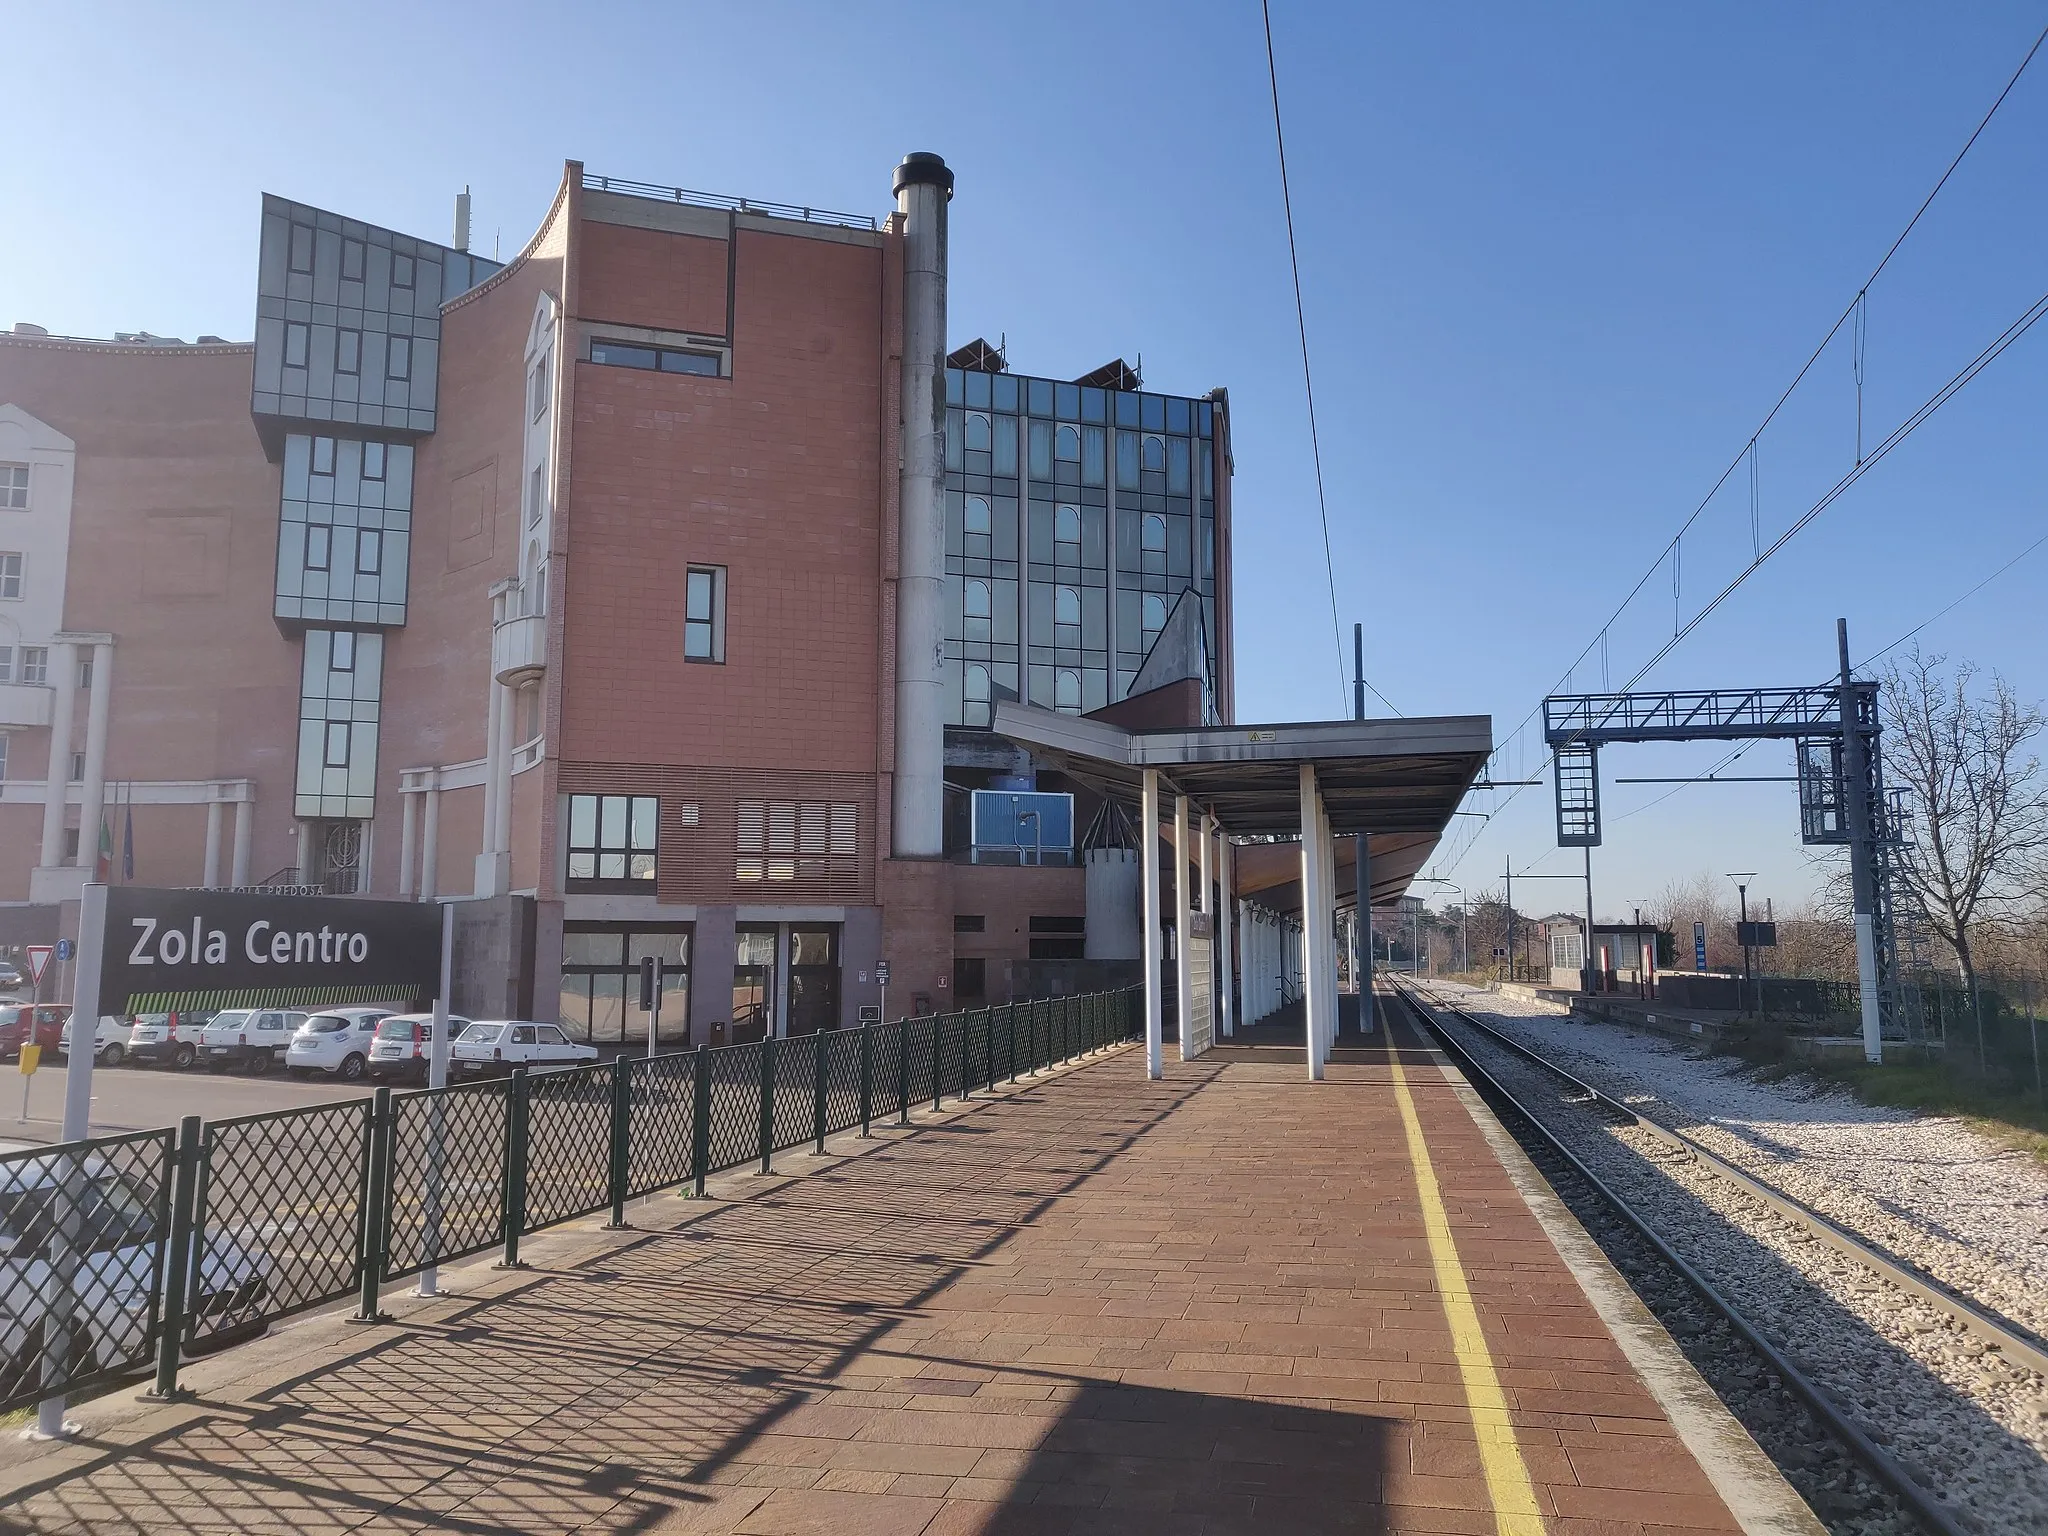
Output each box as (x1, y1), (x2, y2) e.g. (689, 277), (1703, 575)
(1356, 835), (1374, 1032)
(1298, 764), (1325, 1081)
(1174, 794), (1196, 1063)
(1142, 768), (1163, 1080)
(1218, 832), (1236, 1038)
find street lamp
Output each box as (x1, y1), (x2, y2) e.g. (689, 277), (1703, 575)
(1415, 879), (1467, 975)
(1725, 872), (1757, 1015)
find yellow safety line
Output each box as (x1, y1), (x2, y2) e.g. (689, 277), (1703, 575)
(1388, 1031), (1548, 1536)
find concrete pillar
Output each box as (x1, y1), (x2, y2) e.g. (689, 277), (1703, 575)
(420, 773), (441, 901)
(38, 640), (78, 867)
(1174, 795), (1195, 1063)
(1356, 835), (1375, 1032)
(1298, 764), (1324, 1081)
(1219, 836), (1236, 1038)
(491, 682), (515, 852)
(231, 798), (253, 886)
(773, 923), (791, 1038)
(203, 800), (223, 888)
(74, 642), (113, 869)
(889, 152), (954, 858)
(398, 789), (418, 899)
(1141, 768), (1162, 1080)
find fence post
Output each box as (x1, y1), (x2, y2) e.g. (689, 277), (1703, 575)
(896, 1022), (911, 1125)
(691, 1044), (711, 1197)
(813, 1029), (829, 1154)
(499, 1068), (531, 1269)
(959, 1009), (973, 1100)
(1008, 1004), (1019, 1083)
(355, 1087), (395, 1317)
(605, 1058), (633, 1229)
(859, 1024), (874, 1137)
(932, 1017), (944, 1112)
(145, 1116), (203, 1400)
(984, 1007), (995, 1092)
(758, 1035), (778, 1174)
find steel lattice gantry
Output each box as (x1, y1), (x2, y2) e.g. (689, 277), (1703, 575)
(1541, 661), (1904, 1060)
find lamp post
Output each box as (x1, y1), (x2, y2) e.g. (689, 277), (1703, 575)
(1415, 879), (1467, 975)
(1016, 807), (1041, 867)
(1726, 872), (1757, 1015)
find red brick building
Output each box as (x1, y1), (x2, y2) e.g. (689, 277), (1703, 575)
(0, 155), (1232, 1043)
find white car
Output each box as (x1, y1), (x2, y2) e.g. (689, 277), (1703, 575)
(284, 1008), (395, 1082)
(367, 1013), (473, 1083)
(56, 1015), (132, 1068)
(0, 1139), (270, 1400)
(452, 1021), (600, 1076)
(126, 1012), (213, 1071)
(199, 1009), (310, 1074)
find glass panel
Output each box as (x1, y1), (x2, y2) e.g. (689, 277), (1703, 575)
(564, 929), (624, 967)
(965, 413), (992, 452)
(686, 570), (713, 620)
(557, 977), (592, 1040)
(630, 797), (657, 849)
(1055, 587), (1080, 626)
(569, 851), (597, 879)
(599, 851), (626, 879)
(591, 340), (658, 369)
(992, 416), (1017, 477)
(964, 496), (991, 535)
(599, 796), (626, 848)
(1054, 505), (1081, 543)
(1053, 425), (1079, 462)
(569, 795), (596, 846)
(1116, 432), (1140, 490)
(735, 927), (778, 966)
(627, 930), (689, 966)
(589, 973), (625, 1044)
(790, 927), (837, 966)
(1027, 421), (1052, 480)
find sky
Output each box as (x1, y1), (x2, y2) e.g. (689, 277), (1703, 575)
(8, 1), (2048, 925)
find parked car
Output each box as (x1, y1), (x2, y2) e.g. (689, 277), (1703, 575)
(57, 1015), (132, 1068)
(284, 1008), (395, 1081)
(367, 1013), (473, 1083)
(0, 1139), (271, 1400)
(452, 1021), (600, 1076)
(0, 963), (23, 990)
(125, 1012), (214, 1071)
(199, 1009), (310, 1074)
(0, 1005), (69, 1061)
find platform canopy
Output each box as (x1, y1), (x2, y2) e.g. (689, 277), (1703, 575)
(990, 703), (1492, 902)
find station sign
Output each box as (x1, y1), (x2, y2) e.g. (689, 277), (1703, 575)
(95, 886), (442, 1014)
(1693, 922), (1707, 973)
(1735, 920), (1778, 948)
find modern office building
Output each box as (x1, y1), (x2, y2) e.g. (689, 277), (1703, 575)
(0, 154), (1233, 1042)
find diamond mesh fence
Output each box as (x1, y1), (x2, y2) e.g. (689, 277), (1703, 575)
(932, 1013), (964, 1103)
(0, 1130), (174, 1413)
(901, 1017), (936, 1109)
(522, 1065), (615, 1232)
(192, 1101), (368, 1344)
(820, 1028), (864, 1138)
(705, 1041), (762, 1172)
(384, 1079), (509, 1278)
(768, 1034), (818, 1154)
(626, 1053), (697, 1198)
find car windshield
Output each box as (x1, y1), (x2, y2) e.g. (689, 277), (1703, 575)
(462, 1023), (505, 1043)
(133, 1014), (171, 1028)
(210, 1011), (256, 1030)
(375, 1018), (419, 1040)
(303, 1015), (352, 1034)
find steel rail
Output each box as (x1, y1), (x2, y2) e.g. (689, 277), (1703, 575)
(1389, 981), (1973, 1536)
(1408, 981), (2048, 1380)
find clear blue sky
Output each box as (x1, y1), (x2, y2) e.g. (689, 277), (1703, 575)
(10, 1), (2048, 922)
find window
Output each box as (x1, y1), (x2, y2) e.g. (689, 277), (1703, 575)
(62, 829), (78, 861)
(528, 463), (546, 526)
(1053, 504), (1081, 563)
(684, 564), (725, 662)
(362, 441), (386, 481)
(288, 223), (315, 275)
(1054, 585), (1081, 642)
(735, 799), (858, 882)
(1054, 424), (1080, 462)
(306, 525), (332, 571)
(0, 464), (26, 509)
(336, 329), (361, 375)
(964, 663), (992, 727)
(1142, 434), (1166, 473)
(531, 356), (550, 420)
(0, 552), (19, 600)
(310, 436), (335, 476)
(567, 794), (658, 882)
(1056, 668), (1082, 712)
(1029, 914), (1087, 960)
(964, 579), (991, 643)
(1142, 593), (1168, 647)
(324, 722), (353, 768)
(70, 751), (85, 782)
(589, 338), (721, 376)
(331, 631), (356, 672)
(0, 734), (7, 782)
(953, 914), (986, 933)
(391, 251), (415, 289)
(0, 645), (9, 683)
(19, 646), (45, 685)
(341, 238), (365, 282)
(78, 655), (92, 689)
(283, 322), (310, 369)
(965, 413), (992, 452)
(356, 530), (382, 575)
(963, 494), (991, 558)
(560, 924), (691, 1046)
(387, 336), (412, 381)
(1141, 513), (1166, 555)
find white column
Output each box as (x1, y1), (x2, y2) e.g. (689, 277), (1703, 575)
(231, 798), (253, 885)
(1357, 835), (1375, 1033)
(1219, 838), (1236, 1038)
(1173, 794), (1195, 1063)
(480, 590), (505, 854)
(1319, 796), (1339, 1062)
(73, 642), (113, 868)
(398, 789), (419, 899)
(420, 773), (441, 901)
(38, 640), (78, 867)
(1141, 768), (1163, 1080)
(490, 681), (515, 853)
(1298, 764), (1324, 1081)
(203, 801), (223, 888)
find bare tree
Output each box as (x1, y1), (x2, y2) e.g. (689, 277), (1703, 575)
(1881, 648), (2048, 992)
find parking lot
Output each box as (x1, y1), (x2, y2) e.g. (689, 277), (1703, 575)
(3, 1056), (379, 1143)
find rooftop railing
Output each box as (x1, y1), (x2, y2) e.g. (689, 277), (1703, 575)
(581, 172), (879, 231)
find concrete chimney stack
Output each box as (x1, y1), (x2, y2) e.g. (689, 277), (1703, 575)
(453, 186), (472, 253)
(890, 152), (953, 858)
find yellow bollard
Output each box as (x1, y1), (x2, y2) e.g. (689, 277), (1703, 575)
(18, 1042), (39, 1121)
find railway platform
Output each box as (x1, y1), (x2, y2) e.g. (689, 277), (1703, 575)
(0, 1013), (1815, 1535)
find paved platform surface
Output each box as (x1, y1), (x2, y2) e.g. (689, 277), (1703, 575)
(0, 1017), (1783, 1535)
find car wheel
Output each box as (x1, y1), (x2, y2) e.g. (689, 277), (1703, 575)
(339, 1053), (367, 1082)
(100, 1043), (123, 1069)
(172, 1043), (196, 1071)
(247, 1053), (270, 1077)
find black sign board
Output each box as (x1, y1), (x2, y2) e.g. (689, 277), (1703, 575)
(1734, 920), (1778, 948)
(100, 886), (443, 1014)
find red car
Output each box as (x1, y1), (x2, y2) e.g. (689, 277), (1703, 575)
(0, 1004), (70, 1060)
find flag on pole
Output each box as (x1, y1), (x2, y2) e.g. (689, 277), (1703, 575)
(94, 815), (113, 882)
(121, 793), (135, 881)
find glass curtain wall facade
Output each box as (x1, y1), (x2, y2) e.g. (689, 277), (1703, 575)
(942, 366), (1219, 726)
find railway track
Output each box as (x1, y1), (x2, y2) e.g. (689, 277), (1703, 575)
(1391, 979), (2048, 1536)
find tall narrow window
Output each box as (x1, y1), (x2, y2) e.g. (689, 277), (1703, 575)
(310, 436), (335, 475)
(964, 579), (992, 643)
(340, 238), (365, 282)
(684, 565), (726, 662)
(964, 413), (992, 452)
(1054, 424), (1080, 462)
(19, 646), (46, 685)
(306, 525), (332, 571)
(356, 529), (383, 576)
(391, 251), (415, 289)
(531, 356), (550, 420)
(1056, 668), (1082, 712)
(336, 329), (361, 375)
(288, 223), (315, 275)
(963, 494), (991, 559)
(0, 645), (11, 683)
(1054, 504), (1081, 564)
(362, 441), (386, 481)
(387, 336), (412, 381)
(1141, 512), (1166, 573)
(283, 322), (310, 369)
(1142, 593), (1167, 648)
(331, 631), (356, 672)
(964, 664), (992, 728)
(0, 464), (28, 509)
(528, 463), (546, 526)
(1142, 434), (1166, 473)
(324, 721), (351, 768)
(0, 552), (20, 600)
(1054, 585), (1081, 642)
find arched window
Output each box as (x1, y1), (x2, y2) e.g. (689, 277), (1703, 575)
(1141, 514), (1166, 553)
(1142, 593), (1167, 644)
(1056, 669), (1082, 712)
(1053, 424), (1080, 462)
(964, 578), (991, 642)
(964, 495), (991, 535)
(965, 412), (992, 452)
(1053, 504), (1081, 556)
(1054, 585), (1081, 629)
(965, 664), (992, 727)
(1142, 434), (1165, 473)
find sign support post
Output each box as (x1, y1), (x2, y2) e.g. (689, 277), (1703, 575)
(417, 900), (456, 1298)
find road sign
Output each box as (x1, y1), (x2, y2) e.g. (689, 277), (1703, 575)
(1735, 921), (1778, 948)
(875, 960), (890, 986)
(1491, 947), (1508, 959)
(1693, 922), (1707, 973)
(24, 946), (53, 985)
(55, 938), (73, 963)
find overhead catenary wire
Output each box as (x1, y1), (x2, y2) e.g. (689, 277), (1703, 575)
(1261, 0), (1400, 716)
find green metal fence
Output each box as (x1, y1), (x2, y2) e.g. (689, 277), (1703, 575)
(1, 988), (1138, 1415)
